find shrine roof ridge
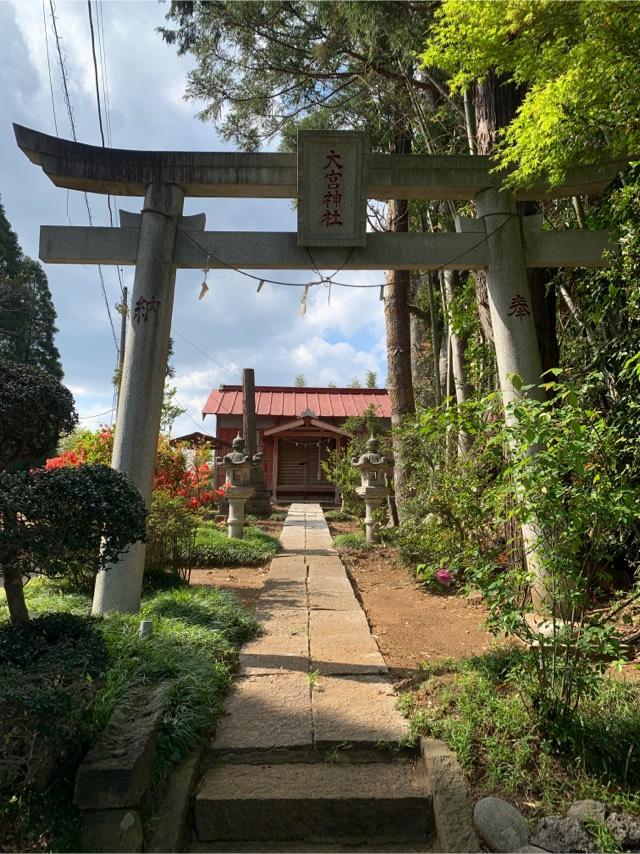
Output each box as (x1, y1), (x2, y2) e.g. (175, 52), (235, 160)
(15, 124), (627, 201)
(216, 384), (388, 394)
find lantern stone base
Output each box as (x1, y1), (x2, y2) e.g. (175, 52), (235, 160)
(356, 488), (388, 544)
(226, 487), (254, 539)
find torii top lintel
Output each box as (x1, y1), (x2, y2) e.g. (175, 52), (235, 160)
(13, 123), (625, 202)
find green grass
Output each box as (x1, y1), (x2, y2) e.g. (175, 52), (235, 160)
(332, 532), (372, 550)
(0, 578), (258, 851)
(193, 522), (279, 567)
(400, 648), (640, 824)
(324, 510), (357, 522)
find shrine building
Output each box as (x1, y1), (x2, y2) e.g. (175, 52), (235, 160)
(203, 385), (390, 502)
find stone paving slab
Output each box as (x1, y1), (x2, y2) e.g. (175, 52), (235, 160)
(312, 675), (409, 747)
(212, 673), (312, 752)
(307, 571), (356, 605)
(309, 609), (387, 675)
(306, 556), (344, 571)
(257, 576), (308, 610)
(253, 602), (307, 623)
(308, 590), (361, 612)
(240, 610), (309, 675)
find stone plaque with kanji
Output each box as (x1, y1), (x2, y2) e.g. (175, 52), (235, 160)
(297, 130), (367, 247)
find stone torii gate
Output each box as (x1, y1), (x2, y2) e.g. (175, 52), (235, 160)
(14, 123), (622, 615)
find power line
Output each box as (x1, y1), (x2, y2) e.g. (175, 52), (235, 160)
(48, 0), (119, 353)
(94, 0), (125, 296)
(172, 328), (240, 381)
(79, 407), (114, 420)
(41, 0), (59, 136)
(87, 1), (106, 148)
(173, 396), (215, 435)
(86, 0), (125, 300)
(87, 0), (113, 230)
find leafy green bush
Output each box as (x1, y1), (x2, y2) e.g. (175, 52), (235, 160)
(145, 490), (197, 582)
(193, 523), (279, 566)
(478, 378), (639, 724)
(398, 378), (640, 727)
(401, 651), (640, 819)
(0, 358), (77, 472)
(320, 405), (391, 512)
(395, 396), (503, 587)
(332, 532), (372, 550)
(324, 510), (356, 522)
(0, 610), (107, 849)
(0, 465), (147, 622)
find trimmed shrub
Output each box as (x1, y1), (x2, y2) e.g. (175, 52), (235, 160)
(0, 464), (146, 621)
(332, 532), (373, 550)
(0, 358), (77, 471)
(193, 524), (279, 566)
(324, 510), (356, 522)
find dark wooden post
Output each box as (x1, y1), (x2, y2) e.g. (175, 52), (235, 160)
(272, 438), (279, 502)
(242, 367), (271, 515)
(242, 368), (257, 458)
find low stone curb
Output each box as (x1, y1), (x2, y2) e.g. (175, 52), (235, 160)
(147, 749), (203, 852)
(75, 682), (170, 853)
(420, 737), (481, 853)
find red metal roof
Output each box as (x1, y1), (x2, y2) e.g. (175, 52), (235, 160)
(203, 385), (391, 419)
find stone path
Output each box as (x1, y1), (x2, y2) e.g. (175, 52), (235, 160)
(193, 505), (434, 850)
(212, 503), (407, 752)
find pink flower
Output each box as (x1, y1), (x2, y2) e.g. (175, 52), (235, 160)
(435, 568), (452, 586)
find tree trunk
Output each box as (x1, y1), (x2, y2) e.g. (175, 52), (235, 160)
(443, 270), (472, 453)
(2, 562), (29, 624)
(438, 334), (449, 401)
(426, 271), (442, 406)
(384, 135), (415, 518)
(409, 275), (432, 408)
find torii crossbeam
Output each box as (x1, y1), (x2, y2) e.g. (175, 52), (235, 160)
(14, 123), (623, 615)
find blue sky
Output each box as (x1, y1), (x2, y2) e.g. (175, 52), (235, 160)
(0, 0), (387, 438)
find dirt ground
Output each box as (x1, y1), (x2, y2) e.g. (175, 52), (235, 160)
(339, 546), (494, 678)
(190, 566), (270, 609)
(327, 517), (494, 676)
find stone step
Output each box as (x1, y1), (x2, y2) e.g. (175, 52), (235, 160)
(195, 760), (434, 844)
(192, 840), (436, 852)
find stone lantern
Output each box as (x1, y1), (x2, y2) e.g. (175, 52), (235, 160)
(220, 435), (257, 539)
(352, 436), (390, 544)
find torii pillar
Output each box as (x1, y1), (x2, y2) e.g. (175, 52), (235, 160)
(93, 183), (184, 613)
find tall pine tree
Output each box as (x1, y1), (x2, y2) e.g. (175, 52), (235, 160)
(0, 198), (63, 380)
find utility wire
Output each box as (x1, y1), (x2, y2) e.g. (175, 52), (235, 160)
(173, 396), (218, 435)
(87, 1), (106, 148)
(79, 407), (114, 420)
(86, 0), (125, 298)
(41, 0), (59, 136)
(172, 328), (240, 381)
(48, 0), (119, 353)
(95, 0), (124, 289)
